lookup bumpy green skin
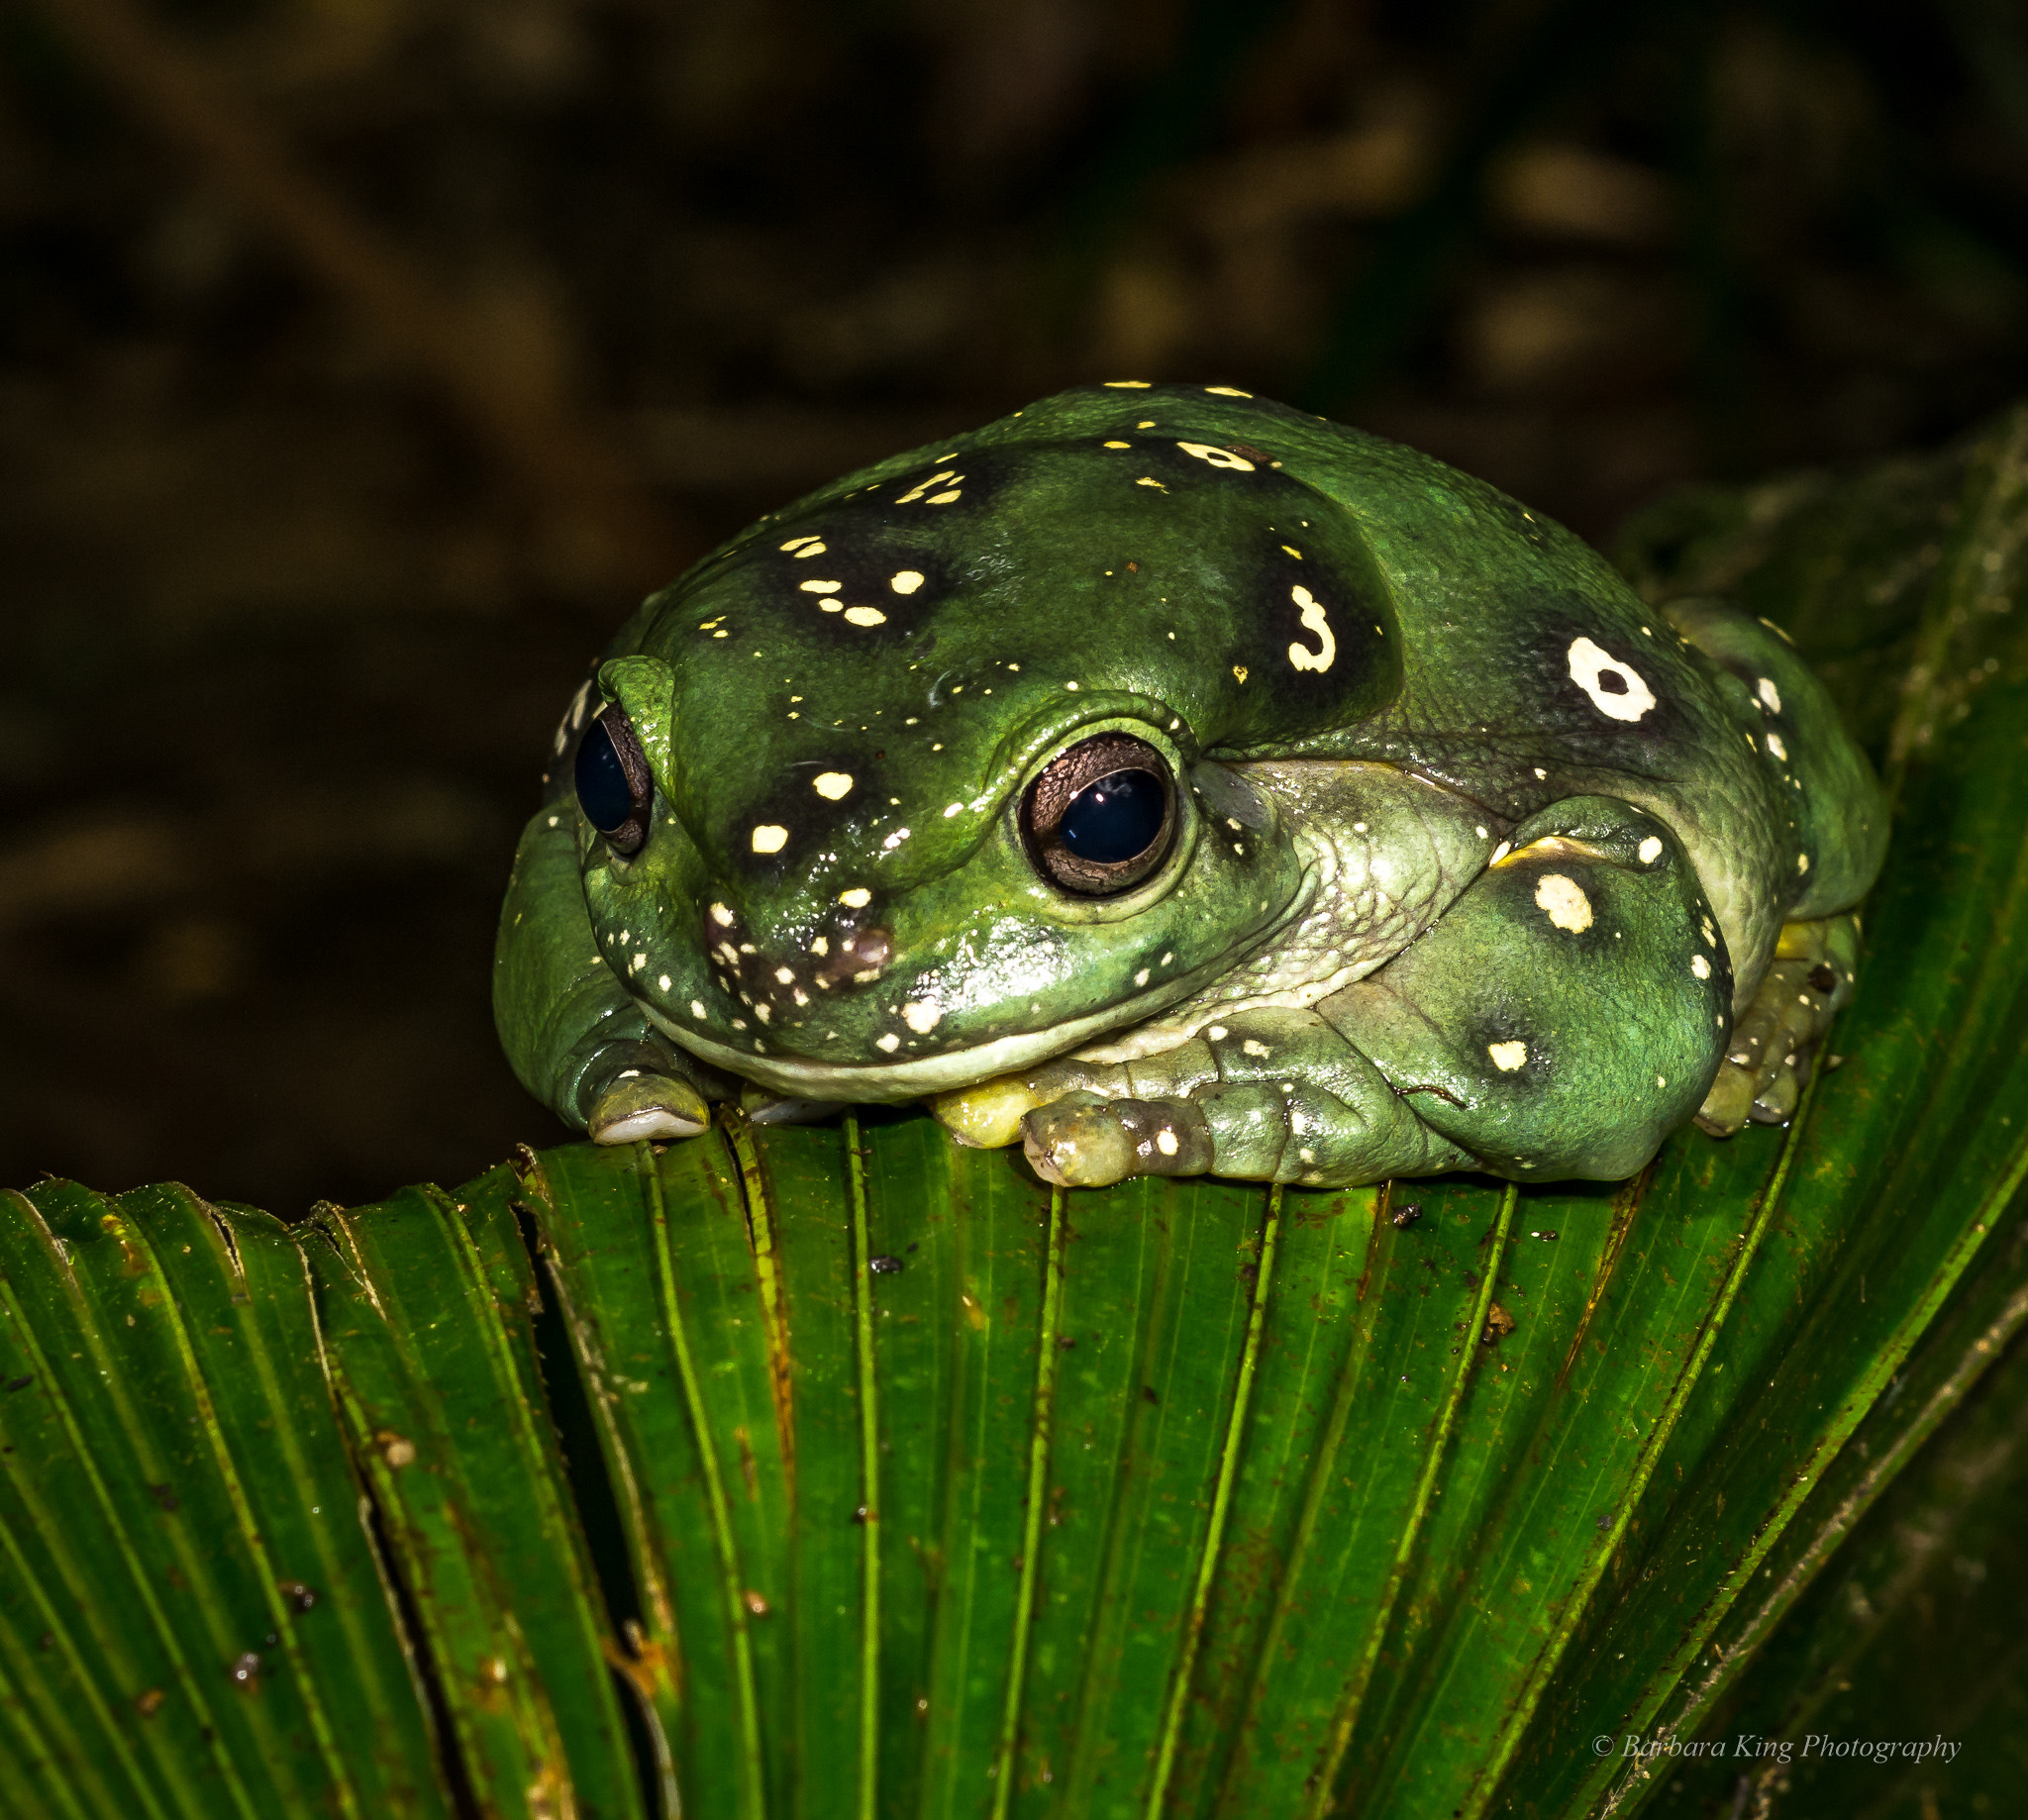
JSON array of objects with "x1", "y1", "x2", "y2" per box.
[{"x1": 494, "y1": 383, "x2": 1886, "y2": 1186}]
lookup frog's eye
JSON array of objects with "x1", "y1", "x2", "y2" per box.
[
  {"x1": 575, "y1": 702, "x2": 654, "y2": 857},
  {"x1": 1022, "y1": 734, "x2": 1176, "y2": 895}
]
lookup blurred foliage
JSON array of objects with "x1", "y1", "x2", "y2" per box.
[{"x1": 2, "y1": 0, "x2": 2026, "y2": 1212}]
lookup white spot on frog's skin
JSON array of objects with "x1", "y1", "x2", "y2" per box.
[
  {"x1": 1567, "y1": 637, "x2": 1658, "y2": 722},
  {"x1": 943, "y1": 801, "x2": 963, "y2": 818},
  {"x1": 800, "y1": 578, "x2": 842, "y2": 594},
  {"x1": 659, "y1": 973, "x2": 670, "y2": 990},
  {"x1": 839, "y1": 887, "x2": 871, "y2": 908},
  {"x1": 774, "y1": 966, "x2": 795, "y2": 985},
  {"x1": 1286, "y1": 585, "x2": 1337, "y2": 672},
  {"x1": 690, "y1": 1000, "x2": 706, "y2": 1019},
  {"x1": 1065, "y1": 680, "x2": 1079, "y2": 691},
  {"x1": 1657, "y1": 1075, "x2": 1668, "y2": 1088},
  {"x1": 1767, "y1": 731, "x2": 1788, "y2": 760},
  {"x1": 1208, "y1": 1025, "x2": 1228, "y2": 1041},
  {"x1": 1177, "y1": 442, "x2": 1255, "y2": 470},
  {"x1": 881, "y1": 827, "x2": 912, "y2": 851},
  {"x1": 1156, "y1": 1129, "x2": 1179, "y2": 1157},
  {"x1": 890, "y1": 570, "x2": 924, "y2": 593},
  {"x1": 1691, "y1": 954, "x2": 1711, "y2": 979},
  {"x1": 1638, "y1": 836, "x2": 1664, "y2": 863},
  {"x1": 1135, "y1": 968, "x2": 1150, "y2": 986},
  {"x1": 1242, "y1": 1039, "x2": 1270, "y2": 1058},
  {"x1": 844, "y1": 606, "x2": 888, "y2": 627},
  {"x1": 1489, "y1": 1040, "x2": 1529, "y2": 1071},
  {"x1": 876, "y1": 1033, "x2": 901, "y2": 1053},
  {"x1": 752, "y1": 825, "x2": 788, "y2": 855},
  {"x1": 1489, "y1": 841, "x2": 1513, "y2": 864},
  {"x1": 1701, "y1": 916, "x2": 1717, "y2": 944},
  {"x1": 902, "y1": 1000, "x2": 945, "y2": 1034},
  {"x1": 1533, "y1": 768, "x2": 1548, "y2": 780},
  {"x1": 1797, "y1": 853, "x2": 1810, "y2": 873},
  {"x1": 813, "y1": 772, "x2": 854, "y2": 799},
  {"x1": 1535, "y1": 874, "x2": 1593, "y2": 933},
  {"x1": 1758, "y1": 677, "x2": 1782, "y2": 713}
]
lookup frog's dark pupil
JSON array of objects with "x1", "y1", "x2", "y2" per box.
[
  {"x1": 575, "y1": 720, "x2": 635, "y2": 834},
  {"x1": 1061, "y1": 768, "x2": 1166, "y2": 864},
  {"x1": 1596, "y1": 669, "x2": 1628, "y2": 693}
]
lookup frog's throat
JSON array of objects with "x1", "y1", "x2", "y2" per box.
[{"x1": 644, "y1": 992, "x2": 1175, "y2": 1104}]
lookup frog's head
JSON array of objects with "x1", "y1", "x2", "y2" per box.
[{"x1": 563, "y1": 384, "x2": 1405, "y2": 1101}]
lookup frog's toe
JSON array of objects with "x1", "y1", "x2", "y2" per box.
[
  {"x1": 588, "y1": 1070, "x2": 711, "y2": 1145},
  {"x1": 931, "y1": 1075, "x2": 1049, "y2": 1150},
  {"x1": 1695, "y1": 913, "x2": 1859, "y2": 1138},
  {"x1": 1021, "y1": 1091, "x2": 1213, "y2": 1187},
  {"x1": 931, "y1": 1056, "x2": 1131, "y2": 1151}
]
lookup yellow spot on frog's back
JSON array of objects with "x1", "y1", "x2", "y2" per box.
[
  {"x1": 1758, "y1": 676, "x2": 1782, "y2": 713},
  {"x1": 1489, "y1": 1040, "x2": 1529, "y2": 1071},
  {"x1": 876, "y1": 1033, "x2": 901, "y2": 1052},
  {"x1": 1638, "y1": 836, "x2": 1664, "y2": 863},
  {"x1": 1232, "y1": 664, "x2": 1249, "y2": 684},
  {"x1": 1176, "y1": 441, "x2": 1254, "y2": 470},
  {"x1": 890, "y1": 570, "x2": 924, "y2": 593},
  {"x1": 791, "y1": 541, "x2": 827, "y2": 557},
  {"x1": 927, "y1": 489, "x2": 962, "y2": 505},
  {"x1": 902, "y1": 1000, "x2": 944, "y2": 1033},
  {"x1": 1136, "y1": 476, "x2": 1167, "y2": 491},
  {"x1": 711, "y1": 903, "x2": 734, "y2": 926},
  {"x1": 779, "y1": 535, "x2": 818, "y2": 551},
  {"x1": 1204, "y1": 385, "x2": 1253, "y2": 397},
  {"x1": 1535, "y1": 873, "x2": 1593, "y2": 933},
  {"x1": 1103, "y1": 440, "x2": 1131, "y2": 449},
  {"x1": 813, "y1": 772, "x2": 854, "y2": 799},
  {"x1": 1691, "y1": 954, "x2": 1711, "y2": 979},
  {"x1": 751, "y1": 825, "x2": 788, "y2": 855},
  {"x1": 844, "y1": 606, "x2": 887, "y2": 627},
  {"x1": 1282, "y1": 545, "x2": 1301, "y2": 557},
  {"x1": 800, "y1": 578, "x2": 842, "y2": 594},
  {"x1": 1156, "y1": 1129, "x2": 1178, "y2": 1156},
  {"x1": 1103, "y1": 379, "x2": 1152, "y2": 387},
  {"x1": 839, "y1": 886, "x2": 871, "y2": 908}
]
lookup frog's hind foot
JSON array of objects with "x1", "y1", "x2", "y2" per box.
[{"x1": 1695, "y1": 913, "x2": 1861, "y2": 1136}]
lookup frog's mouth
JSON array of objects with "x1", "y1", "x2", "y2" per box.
[{"x1": 644, "y1": 994, "x2": 1157, "y2": 1104}]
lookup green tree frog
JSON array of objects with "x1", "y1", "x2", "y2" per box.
[{"x1": 494, "y1": 384, "x2": 1885, "y2": 1188}]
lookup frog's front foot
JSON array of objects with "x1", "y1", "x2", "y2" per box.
[
  {"x1": 589, "y1": 1068, "x2": 711, "y2": 1144},
  {"x1": 1695, "y1": 913, "x2": 1860, "y2": 1135}
]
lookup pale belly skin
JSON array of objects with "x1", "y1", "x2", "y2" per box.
[{"x1": 493, "y1": 384, "x2": 1885, "y2": 1189}]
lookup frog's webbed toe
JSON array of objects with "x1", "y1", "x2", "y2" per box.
[{"x1": 1695, "y1": 913, "x2": 1860, "y2": 1136}]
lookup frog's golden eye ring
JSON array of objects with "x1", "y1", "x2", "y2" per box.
[
  {"x1": 575, "y1": 701, "x2": 654, "y2": 858},
  {"x1": 1022, "y1": 734, "x2": 1176, "y2": 896}
]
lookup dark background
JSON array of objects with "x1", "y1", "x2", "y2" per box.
[{"x1": 4, "y1": 0, "x2": 2025, "y2": 1217}]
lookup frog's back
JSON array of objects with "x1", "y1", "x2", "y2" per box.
[{"x1": 628, "y1": 381, "x2": 1881, "y2": 996}]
